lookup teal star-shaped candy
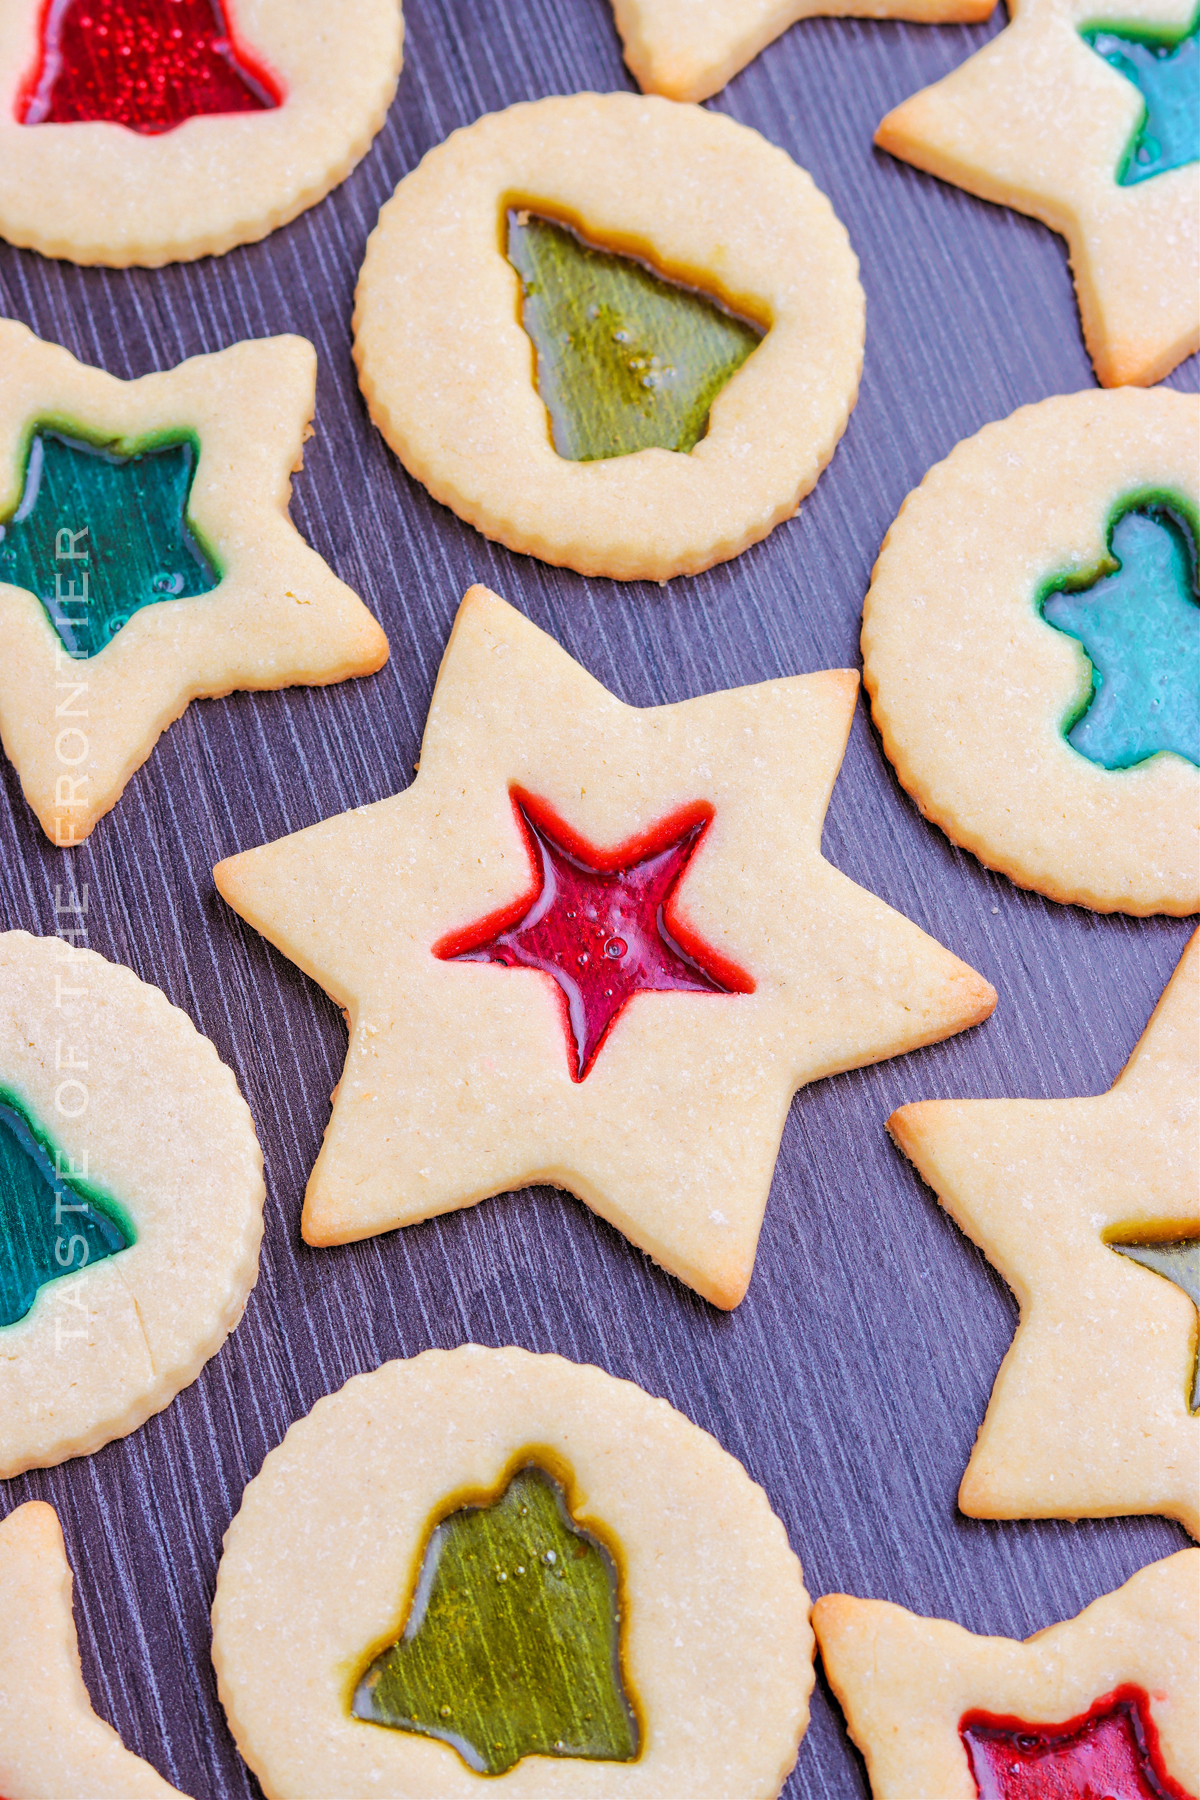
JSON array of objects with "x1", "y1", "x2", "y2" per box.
[
  {"x1": 1084, "y1": 14, "x2": 1200, "y2": 186},
  {"x1": 1043, "y1": 505, "x2": 1199, "y2": 769}
]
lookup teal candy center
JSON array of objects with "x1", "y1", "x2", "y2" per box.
[
  {"x1": 0, "y1": 427, "x2": 220, "y2": 658},
  {"x1": 0, "y1": 1089, "x2": 131, "y2": 1329},
  {"x1": 1041, "y1": 501, "x2": 1199, "y2": 769},
  {"x1": 1108, "y1": 1239, "x2": 1199, "y2": 1410},
  {"x1": 1082, "y1": 15, "x2": 1199, "y2": 185}
]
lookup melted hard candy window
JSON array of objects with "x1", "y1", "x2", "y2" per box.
[
  {"x1": 435, "y1": 792, "x2": 753, "y2": 1081},
  {"x1": 20, "y1": 0, "x2": 280, "y2": 134},
  {"x1": 1082, "y1": 18, "x2": 1198, "y2": 185},
  {"x1": 0, "y1": 1091, "x2": 131, "y2": 1329},
  {"x1": 961, "y1": 1687, "x2": 1191, "y2": 1800},
  {"x1": 1108, "y1": 1235, "x2": 1199, "y2": 1410},
  {"x1": 0, "y1": 427, "x2": 220, "y2": 658},
  {"x1": 353, "y1": 1463, "x2": 640, "y2": 1776},
  {"x1": 506, "y1": 209, "x2": 764, "y2": 462},
  {"x1": 1041, "y1": 501, "x2": 1199, "y2": 769}
]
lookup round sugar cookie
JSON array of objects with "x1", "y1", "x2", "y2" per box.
[
  {"x1": 0, "y1": 0, "x2": 403, "y2": 266},
  {"x1": 0, "y1": 930, "x2": 264, "y2": 1477},
  {"x1": 353, "y1": 93, "x2": 864, "y2": 582},
  {"x1": 862, "y1": 387, "x2": 1199, "y2": 914},
  {"x1": 212, "y1": 1345, "x2": 814, "y2": 1799}
]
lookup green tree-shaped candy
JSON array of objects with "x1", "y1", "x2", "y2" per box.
[
  {"x1": 1041, "y1": 502, "x2": 1199, "y2": 769},
  {"x1": 507, "y1": 210, "x2": 763, "y2": 463},
  {"x1": 353, "y1": 1463, "x2": 639, "y2": 1776},
  {"x1": 1109, "y1": 1238, "x2": 1200, "y2": 1411},
  {"x1": 0, "y1": 1091, "x2": 131, "y2": 1328},
  {"x1": 1082, "y1": 14, "x2": 1199, "y2": 186},
  {"x1": 0, "y1": 427, "x2": 219, "y2": 658}
]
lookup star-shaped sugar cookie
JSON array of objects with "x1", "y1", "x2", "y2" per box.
[
  {"x1": 0, "y1": 1501, "x2": 190, "y2": 1798},
  {"x1": 610, "y1": 0, "x2": 997, "y2": 103},
  {"x1": 0, "y1": 320, "x2": 388, "y2": 845},
  {"x1": 215, "y1": 584, "x2": 995, "y2": 1308},
  {"x1": 813, "y1": 1551, "x2": 1199, "y2": 1800},
  {"x1": 875, "y1": 0, "x2": 1200, "y2": 387},
  {"x1": 890, "y1": 930, "x2": 1199, "y2": 1538}
]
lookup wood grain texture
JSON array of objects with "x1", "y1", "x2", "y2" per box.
[{"x1": 0, "y1": 1, "x2": 1195, "y2": 1794}]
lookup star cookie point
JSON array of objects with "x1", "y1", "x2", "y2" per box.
[
  {"x1": 889, "y1": 930, "x2": 1200, "y2": 1537},
  {"x1": 0, "y1": 1501, "x2": 190, "y2": 1797},
  {"x1": 610, "y1": 0, "x2": 997, "y2": 103},
  {"x1": 216, "y1": 585, "x2": 994, "y2": 1308}
]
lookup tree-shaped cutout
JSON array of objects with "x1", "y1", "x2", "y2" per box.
[
  {"x1": 353, "y1": 1463, "x2": 640, "y2": 1776},
  {"x1": 0, "y1": 1091, "x2": 131, "y2": 1329},
  {"x1": 435, "y1": 792, "x2": 753, "y2": 1081},
  {"x1": 507, "y1": 209, "x2": 764, "y2": 462},
  {"x1": 20, "y1": 0, "x2": 280, "y2": 135},
  {"x1": 961, "y1": 1686, "x2": 1193, "y2": 1800},
  {"x1": 1041, "y1": 502, "x2": 1199, "y2": 769},
  {"x1": 0, "y1": 428, "x2": 220, "y2": 658},
  {"x1": 1082, "y1": 15, "x2": 1199, "y2": 186},
  {"x1": 1109, "y1": 1237, "x2": 1199, "y2": 1410}
]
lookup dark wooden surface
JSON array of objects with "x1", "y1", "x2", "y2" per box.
[{"x1": 0, "y1": 2, "x2": 1196, "y2": 1795}]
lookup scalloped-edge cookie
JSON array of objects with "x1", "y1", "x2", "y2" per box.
[
  {"x1": 889, "y1": 929, "x2": 1199, "y2": 1539},
  {"x1": 862, "y1": 387, "x2": 1199, "y2": 914},
  {"x1": 813, "y1": 1551, "x2": 1199, "y2": 1800},
  {"x1": 212, "y1": 1345, "x2": 814, "y2": 1799},
  {"x1": 0, "y1": 930, "x2": 264, "y2": 1478},
  {"x1": 875, "y1": 0, "x2": 1199, "y2": 387},
  {"x1": 0, "y1": 321, "x2": 389, "y2": 846},
  {"x1": 0, "y1": 0, "x2": 403, "y2": 266},
  {"x1": 353, "y1": 93, "x2": 863, "y2": 582},
  {"x1": 0, "y1": 1501, "x2": 191, "y2": 1798},
  {"x1": 213, "y1": 584, "x2": 995, "y2": 1310},
  {"x1": 611, "y1": 0, "x2": 996, "y2": 104}
]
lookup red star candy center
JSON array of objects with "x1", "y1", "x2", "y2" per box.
[{"x1": 435, "y1": 791, "x2": 753, "y2": 1081}]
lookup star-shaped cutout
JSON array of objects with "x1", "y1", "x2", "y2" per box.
[
  {"x1": 813, "y1": 1551, "x2": 1199, "y2": 1800},
  {"x1": 609, "y1": 0, "x2": 998, "y2": 102},
  {"x1": 875, "y1": 0, "x2": 1200, "y2": 387},
  {"x1": 0, "y1": 1501, "x2": 189, "y2": 1798},
  {"x1": 214, "y1": 584, "x2": 995, "y2": 1308},
  {"x1": 0, "y1": 320, "x2": 388, "y2": 845},
  {"x1": 889, "y1": 929, "x2": 1199, "y2": 1538},
  {"x1": 439, "y1": 793, "x2": 751, "y2": 1081},
  {"x1": 1085, "y1": 17, "x2": 1200, "y2": 184},
  {"x1": 1043, "y1": 504, "x2": 1200, "y2": 769}
]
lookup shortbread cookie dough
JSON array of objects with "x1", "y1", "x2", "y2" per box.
[
  {"x1": 212, "y1": 1345, "x2": 814, "y2": 1799},
  {"x1": 889, "y1": 930, "x2": 1199, "y2": 1538},
  {"x1": 353, "y1": 93, "x2": 864, "y2": 582},
  {"x1": 611, "y1": 0, "x2": 995, "y2": 104},
  {"x1": 214, "y1": 584, "x2": 994, "y2": 1309},
  {"x1": 875, "y1": 0, "x2": 1199, "y2": 387},
  {"x1": 0, "y1": 1502, "x2": 191, "y2": 1799},
  {"x1": 0, "y1": 0, "x2": 403, "y2": 265},
  {"x1": 862, "y1": 388, "x2": 1199, "y2": 914},
  {"x1": 0, "y1": 930, "x2": 264, "y2": 1478},
  {"x1": 0, "y1": 322, "x2": 388, "y2": 846},
  {"x1": 813, "y1": 1551, "x2": 1199, "y2": 1800}
]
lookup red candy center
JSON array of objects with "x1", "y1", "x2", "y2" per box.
[
  {"x1": 19, "y1": 0, "x2": 280, "y2": 134},
  {"x1": 436, "y1": 792, "x2": 753, "y2": 1081},
  {"x1": 962, "y1": 1687, "x2": 1194, "y2": 1800}
]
